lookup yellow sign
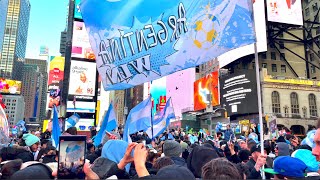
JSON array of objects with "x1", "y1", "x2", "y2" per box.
[
  {"x1": 239, "y1": 120, "x2": 250, "y2": 125},
  {"x1": 42, "y1": 120, "x2": 49, "y2": 132},
  {"x1": 264, "y1": 76, "x2": 320, "y2": 87}
]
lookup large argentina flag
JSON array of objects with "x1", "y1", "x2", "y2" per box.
[{"x1": 80, "y1": 0, "x2": 256, "y2": 90}]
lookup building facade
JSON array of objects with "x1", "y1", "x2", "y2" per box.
[
  {"x1": 0, "y1": 0, "x2": 9, "y2": 53},
  {"x1": 261, "y1": 68, "x2": 319, "y2": 132},
  {"x1": 25, "y1": 58, "x2": 48, "y2": 121},
  {"x1": 2, "y1": 95, "x2": 25, "y2": 126},
  {"x1": 21, "y1": 64, "x2": 43, "y2": 122},
  {"x1": 0, "y1": 0, "x2": 30, "y2": 80}
]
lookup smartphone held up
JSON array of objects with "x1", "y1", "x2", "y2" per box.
[{"x1": 58, "y1": 136, "x2": 86, "y2": 179}]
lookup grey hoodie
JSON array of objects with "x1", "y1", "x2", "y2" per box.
[{"x1": 277, "y1": 142, "x2": 290, "y2": 157}]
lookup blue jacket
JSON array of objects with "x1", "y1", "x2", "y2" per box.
[{"x1": 224, "y1": 129, "x2": 234, "y2": 141}]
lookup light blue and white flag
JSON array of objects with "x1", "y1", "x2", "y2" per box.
[
  {"x1": 94, "y1": 103, "x2": 117, "y2": 147},
  {"x1": 123, "y1": 97, "x2": 152, "y2": 142},
  {"x1": 16, "y1": 120, "x2": 26, "y2": 132},
  {"x1": 146, "y1": 98, "x2": 175, "y2": 139},
  {"x1": 80, "y1": 0, "x2": 256, "y2": 90},
  {"x1": 65, "y1": 113, "x2": 80, "y2": 129},
  {"x1": 52, "y1": 106, "x2": 61, "y2": 149}
]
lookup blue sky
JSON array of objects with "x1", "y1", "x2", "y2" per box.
[{"x1": 26, "y1": 0, "x2": 69, "y2": 58}]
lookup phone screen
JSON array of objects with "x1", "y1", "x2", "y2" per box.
[{"x1": 58, "y1": 136, "x2": 86, "y2": 179}]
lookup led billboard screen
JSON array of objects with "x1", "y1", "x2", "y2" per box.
[
  {"x1": 166, "y1": 68, "x2": 195, "y2": 119},
  {"x1": 66, "y1": 101, "x2": 96, "y2": 113},
  {"x1": 74, "y1": 0, "x2": 82, "y2": 20},
  {"x1": 68, "y1": 60, "x2": 96, "y2": 97},
  {"x1": 219, "y1": 70, "x2": 258, "y2": 116},
  {"x1": 72, "y1": 21, "x2": 95, "y2": 60},
  {"x1": 149, "y1": 77, "x2": 166, "y2": 115},
  {"x1": 218, "y1": 0, "x2": 267, "y2": 67},
  {"x1": 48, "y1": 56, "x2": 65, "y2": 89},
  {"x1": 266, "y1": 0, "x2": 303, "y2": 25},
  {"x1": 0, "y1": 79, "x2": 22, "y2": 95},
  {"x1": 194, "y1": 71, "x2": 219, "y2": 111}
]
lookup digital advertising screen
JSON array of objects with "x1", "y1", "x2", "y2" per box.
[
  {"x1": 48, "y1": 56, "x2": 65, "y2": 90},
  {"x1": 0, "y1": 79, "x2": 22, "y2": 95},
  {"x1": 68, "y1": 60, "x2": 96, "y2": 97},
  {"x1": 74, "y1": 0, "x2": 82, "y2": 20},
  {"x1": 219, "y1": 70, "x2": 258, "y2": 117},
  {"x1": 48, "y1": 89, "x2": 61, "y2": 108},
  {"x1": 266, "y1": 0, "x2": 303, "y2": 25},
  {"x1": 72, "y1": 21, "x2": 95, "y2": 60},
  {"x1": 166, "y1": 68, "x2": 195, "y2": 119},
  {"x1": 194, "y1": 71, "x2": 219, "y2": 111},
  {"x1": 149, "y1": 77, "x2": 166, "y2": 115},
  {"x1": 66, "y1": 101, "x2": 96, "y2": 113}
]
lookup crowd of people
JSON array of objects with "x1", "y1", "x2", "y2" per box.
[{"x1": 0, "y1": 121, "x2": 320, "y2": 179}]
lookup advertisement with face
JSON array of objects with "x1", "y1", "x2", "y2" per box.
[
  {"x1": 48, "y1": 89, "x2": 61, "y2": 108},
  {"x1": 219, "y1": 70, "x2": 258, "y2": 116},
  {"x1": 0, "y1": 79, "x2": 22, "y2": 95},
  {"x1": 68, "y1": 60, "x2": 96, "y2": 97},
  {"x1": 267, "y1": 0, "x2": 303, "y2": 25},
  {"x1": 72, "y1": 21, "x2": 95, "y2": 60},
  {"x1": 194, "y1": 71, "x2": 219, "y2": 111}
]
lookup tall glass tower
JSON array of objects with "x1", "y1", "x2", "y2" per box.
[
  {"x1": 0, "y1": 0, "x2": 31, "y2": 80},
  {"x1": 0, "y1": 0, "x2": 9, "y2": 53}
]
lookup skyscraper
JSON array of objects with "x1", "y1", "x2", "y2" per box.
[
  {"x1": 0, "y1": 0, "x2": 9, "y2": 53},
  {"x1": 0, "y1": 0, "x2": 31, "y2": 80},
  {"x1": 25, "y1": 58, "x2": 48, "y2": 121},
  {"x1": 21, "y1": 64, "x2": 43, "y2": 122}
]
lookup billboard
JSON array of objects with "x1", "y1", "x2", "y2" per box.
[
  {"x1": 148, "y1": 77, "x2": 166, "y2": 115},
  {"x1": 218, "y1": 0, "x2": 267, "y2": 67},
  {"x1": 219, "y1": 70, "x2": 258, "y2": 117},
  {"x1": 0, "y1": 79, "x2": 22, "y2": 95},
  {"x1": 48, "y1": 89, "x2": 61, "y2": 108},
  {"x1": 266, "y1": 0, "x2": 303, "y2": 25},
  {"x1": 74, "y1": 0, "x2": 82, "y2": 20},
  {"x1": 76, "y1": 119, "x2": 94, "y2": 131},
  {"x1": 66, "y1": 101, "x2": 96, "y2": 113},
  {"x1": 166, "y1": 68, "x2": 195, "y2": 119},
  {"x1": 68, "y1": 60, "x2": 96, "y2": 97},
  {"x1": 48, "y1": 56, "x2": 65, "y2": 89},
  {"x1": 194, "y1": 71, "x2": 219, "y2": 111},
  {"x1": 72, "y1": 21, "x2": 95, "y2": 60}
]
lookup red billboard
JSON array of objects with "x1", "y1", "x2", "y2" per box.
[{"x1": 194, "y1": 71, "x2": 219, "y2": 111}]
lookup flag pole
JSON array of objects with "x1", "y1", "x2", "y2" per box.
[
  {"x1": 250, "y1": 0, "x2": 265, "y2": 178},
  {"x1": 150, "y1": 94, "x2": 154, "y2": 140}
]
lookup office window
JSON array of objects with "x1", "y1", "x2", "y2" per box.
[
  {"x1": 272, "y1": 64, "x2": 277, "y2": 72},
  {"x1": 309, "y1": 94, "x2": 318, "y2": 117},
  {"x1": 306, "y1": 8, "x2": 310, "y2": 16},
  {"x1": 271, "y1": 52, "x2": 277, "y2": 60},
  {"x1": 311, "y1": 65, "x2": 316, "y2": 74},
  {"x1": 279, "y1": 41, "x2": 285, "y2": 49},
  {"x1": 280, "y1": 53, "x2": 286, "y2": 60},
  {"x1": 310, "y1": 53, "x2": 314, "y2": 61},
  {"x1": 281, "y1": 65, "x2": 286, "y2": 73},
  {"x1": 262, "y1": 63, "x2": 267, "y2": 68},
  {"x1": 272, "y1": 91, "x2": 281, "y2": 114},
  {"x1": 261, "y1": 52, "x2": 267, "y2": 59},
  {"x1": 291, "y1": 92, "x2": 299, "y2": 116}
]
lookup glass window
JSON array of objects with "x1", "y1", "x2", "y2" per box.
[
  {"x1": 309, "y1": 94, "x2": 318, "y2": 117},
  {"x1": 272, "y1": 91, "x2": 281, "y2": 114},
  {"x1": 281, "y1": 65, "x2": 286, "y2": 73},
  {"x1": 310, "y1": 53, "x2": 315, "y2": 61},
  {"x1": 272, "y1": 64, "x2": 277, "y2": 72},
  {"x1": 280, "y1": 53, "x2": 286, "y2": 60},
  {"x1": 279, "y1": 41, "x2": 285, "y2": 49},
  {"x1": 291, "y1": 92, "x2": 299, "y2": 116},
  {"x1": 262, "y1": 63, "x2": 267, "y2": 68},
  {"x1": 271, "y1": 52, "x2": 277, "y2": 60},
  {"x1": 261, "y1": 52, "x2": 267, "y2": 59}
]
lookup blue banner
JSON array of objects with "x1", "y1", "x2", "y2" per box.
[{"x1": 80, "y1": 0, "x2": 256, "y2": 90}]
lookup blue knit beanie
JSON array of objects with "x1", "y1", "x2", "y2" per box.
[{"x1": 23, "y1": 133, "x2": 40, "y2": 146}]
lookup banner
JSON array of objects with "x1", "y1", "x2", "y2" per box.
[{"x1": 80, "y1": 0, "x2": 256, "y2": 90}]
